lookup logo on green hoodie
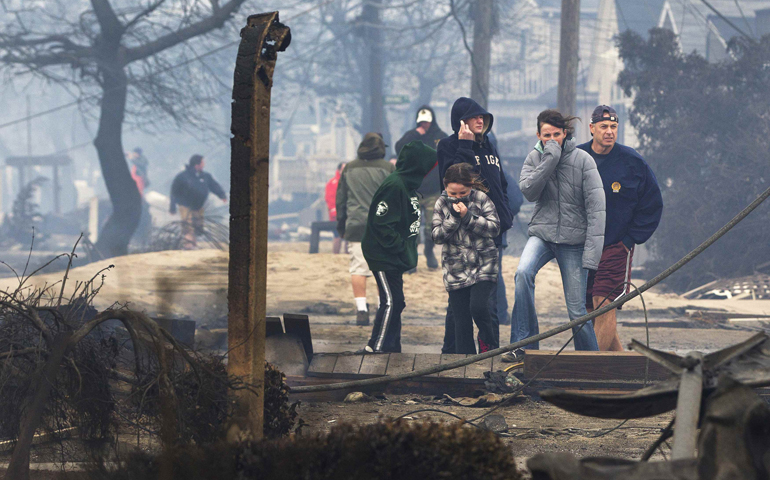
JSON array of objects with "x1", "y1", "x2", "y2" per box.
[{"x1": 376, "y1": 201, "x2": 388, "y2": 216}]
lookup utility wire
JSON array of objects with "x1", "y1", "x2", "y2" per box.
[
  {"x1": 292, "y1": 184, "x2": 770, "y2": 393},
  {"x1": 698, "y1": 0, "x2": 756, "y2": 42},
  {"x1": 0, "y1": 0, "x2": 340, "y2": 131},
  {"x1": 392, "y1": 283, "x2": 649, "y2": 438}
]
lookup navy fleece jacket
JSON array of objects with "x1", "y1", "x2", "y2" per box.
[
  {"x1": 577, "y1": 141, "x2": 663, "y2": 248},
  {"x1": 436, "y1": 97, "x2": 513, "y2": 245}
]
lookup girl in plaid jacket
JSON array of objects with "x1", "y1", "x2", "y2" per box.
[{"x1": 432, "y1": 163, "x2": 500, "y2": 354}]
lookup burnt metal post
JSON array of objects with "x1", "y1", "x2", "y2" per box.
[
  {"x1": 228, "y1": 12, "x2": 290, "y2": 441},
  {"x1": 671, "y1": 352, "x2": 703, "y2": 459}
]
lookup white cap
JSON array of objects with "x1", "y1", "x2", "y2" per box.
[{"x1": 416, "y1": 109, "x2": 433, "y2": 124}]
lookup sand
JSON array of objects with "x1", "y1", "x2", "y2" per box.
[{"x1": 1, "y1": 241, "x2": 769, "y2": 323}]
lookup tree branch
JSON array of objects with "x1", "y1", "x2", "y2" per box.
[
  {"x1": 91, "y1": 0, "x2": 125, "y2": 42},
  {"x1": 123, "y1": 0, "x2": 167, "y2": 32},
  {"x1": 0, "y1": 33, "x2": 93, "y2": 68},
  {"x1": 123, "y1": 0, "x2": 247, "y2": 64}
]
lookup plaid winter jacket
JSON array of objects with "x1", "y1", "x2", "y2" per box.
[{"x1": 432, "y1": 190, "x2": 500, "y2": 291}]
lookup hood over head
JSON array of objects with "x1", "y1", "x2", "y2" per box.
[
  {"x1": 357, "y1": 132, "x2": 387, "y2": 160},
  {"x1": 450, "y1": 97, "x2": 494, "y2": 137},
  {"x1": 415, "y1": 105, "x2": 442, "y2": 134},
  {"x1": 395, "y1": 141, "x2": 438, "y2": 191}
]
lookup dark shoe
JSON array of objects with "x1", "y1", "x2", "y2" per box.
[
  {"x1": 500, "y1": 348, "x2": 526, "y2": 363},
  {"x1": 426, "y1": 253, "x2": 439, "y2": 270},
  {"x1": 499, "y1": 314, "x2": 511, "y2": 326},
  {"x1": 356, "y1": 310, "x2": 370, "y2": 326},
  {"x1": 406, "y1": 268, "x2": 417, "y2": 275}
]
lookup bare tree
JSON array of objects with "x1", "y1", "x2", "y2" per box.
[
  {"x1": 276, "y1": 0, "x2": 469, "y2": 146},
  {"x1": 0, "y1": 0, "x2": 250, "y2": 258}
]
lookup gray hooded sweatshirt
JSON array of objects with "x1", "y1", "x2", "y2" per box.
[{"x1": 520, "y1": 138, "x2": 606, "y2": 270}]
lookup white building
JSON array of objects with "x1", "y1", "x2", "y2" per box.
[{"x1": 270, "y1": 98, "x2": 360, "y2": 203}]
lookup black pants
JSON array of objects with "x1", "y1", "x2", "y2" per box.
[
  {"x1": 442, "y1": 280, "x2": 500, "y2": 354},
  {"x1": 367, "y1": 271, "x2": 405, "y2": 353},
  {"x1": 445, "y1": 281, "x2": 497, "y2": 354}
]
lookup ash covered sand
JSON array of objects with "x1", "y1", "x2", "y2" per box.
[
  {"x1": 2, "y1": 241, "x2": 769, "y2": 321},
  {"x1": 0, "y1": 242, "x2": 766, "y2": 466}
]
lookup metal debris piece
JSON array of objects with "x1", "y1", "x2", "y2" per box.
[
  {"x1": 478, "y1": 414, "x2": 508, "y2": 433},
  {"x1": 539, "y1": 333, "x2": 770, "y2": 420},
  {"x1": 343, "y1": 392, "x2": 371, "y2": 403}
]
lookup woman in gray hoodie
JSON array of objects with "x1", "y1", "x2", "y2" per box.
[{"x1": 504, "y1": 110, "x2": 605, "y2": 360}]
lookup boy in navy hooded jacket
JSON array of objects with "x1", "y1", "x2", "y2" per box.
[
  {"x1": 437, "y1": 97, "x2": 513, "y2": 240},
  {"x1": 437, "y1": 97, "x2": 513, "y2": 352}
]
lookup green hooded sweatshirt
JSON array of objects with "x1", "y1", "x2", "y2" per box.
[{"x1": 362, "y1": 141, "x2": 438, "y2": 272}]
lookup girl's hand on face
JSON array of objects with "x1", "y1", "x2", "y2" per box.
[{"x1": 453, "y1": 202, "x2": 468, "y2": 218}]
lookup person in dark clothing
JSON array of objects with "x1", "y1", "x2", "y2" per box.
[
  {"x1": 395, "y1": 106, "x2": 448, "y2": 270},
  {"x1": 437, "y1": 97, "x2": 513, "y2": 353},
  {"x1": 577, "y1": 105, "x2": 663, "y2": 351},
  {"x1": 495, "y1": 170, "x2": 524, "y2": 325},
  {"x1": 169, "y1": 154, "x2": 227, "y2": 249},
  {"x1": 395, "y1": 106, "x2": 447, "y2": 153},
  {"x1": 475, "y1": 131, "x2": 525, "y2": 327},
  {"x1": 437, "y1": 98, "x2": 513, "y2": 239},
  {"x1": 433, "y1": 163, "x2": 500, "y2": 354},
  {"x1": 360, "y1": 141, "x2": 437, "y2": 353}
]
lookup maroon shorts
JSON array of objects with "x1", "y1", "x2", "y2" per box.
[{"x1": 586, "y1": 241, "x2": 634, "y2": 311}]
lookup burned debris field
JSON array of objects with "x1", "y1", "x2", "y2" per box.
[{"x1": 1, "y1": 0, "x2": 770, "y2": 479}]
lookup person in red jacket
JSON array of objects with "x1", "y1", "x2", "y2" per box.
[{"x1": 325, "y1": 163, "x2": 345, "y2": 254}]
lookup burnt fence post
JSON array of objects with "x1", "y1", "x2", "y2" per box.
[{"x1": 227, "y1": 12, "x2": 291, "y2": 441}]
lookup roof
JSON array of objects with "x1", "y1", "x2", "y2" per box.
[
  {"x1": 614, "y1": 0, "x2": 770, "y2": 55},
  {"x1": 614, "y1": 0, "x2": 667, "y2": 36},
  {"x1": 5, "y1": 155, "x2": 73, "y2": 167}
]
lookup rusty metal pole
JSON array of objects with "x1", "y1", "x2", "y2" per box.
[
  {"x1": 227, "y1": 12, "x2": 291, "y2": 441},
  {"x1": 671, "y1": 352, "x2": 703, "y2": 459}
]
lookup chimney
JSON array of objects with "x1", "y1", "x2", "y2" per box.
[{"x1": 756, "y1": 9, "x2": 770, "y2": 38}]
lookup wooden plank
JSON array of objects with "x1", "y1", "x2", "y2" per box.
[
  {"x1": 359, "y1": 354, "x2": 389, "y2": 376},
  {"x1": 413, "y1": 353, "x2": 442, "y2": 377},
  {"x1": 523, "y1": 350, "x2": 670, "y2": 382},
  {"x1": 465, "y1": 356, "x2": 493, "y2": 379},
  {"x1": 332, "y1": 355, "x2": 364, "y2": 377},
  {"x1": 439, "y1": 354, "x2": 467, "y2": 378},
  {"x1": 385, "y1": 354, "x2": 415, "y2": 375},
  {"x1": 306, "y1": 354, "x2": 338, "y2": 377}
]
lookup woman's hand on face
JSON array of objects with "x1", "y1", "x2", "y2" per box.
[{"x1": 453, "y1": 202, "x2": 468, "y2": 218}]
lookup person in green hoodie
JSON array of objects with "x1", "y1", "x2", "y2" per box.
[{"x1": 360, "y1": 141, "x2": 438, "y2": 353}]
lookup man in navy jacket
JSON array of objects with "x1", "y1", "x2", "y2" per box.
[{"x1": 578, "y1": 105, "x2": 663, "y2": 351}]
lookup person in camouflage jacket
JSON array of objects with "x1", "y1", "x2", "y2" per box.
[{"x1": 432, "y1": 163, "x2": 500, "y2": 354}]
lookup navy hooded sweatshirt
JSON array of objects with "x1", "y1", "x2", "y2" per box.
[
  {"x1": 577, "y1": 141, "x2": 663, "y2": 248},
  {"x1": 436, "y1": 97, "x2": 513, "y2": 245}
]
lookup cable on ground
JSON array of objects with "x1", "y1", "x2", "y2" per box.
[{"x1": 291, "y1": 185, "x2": 770, "y2": 393}]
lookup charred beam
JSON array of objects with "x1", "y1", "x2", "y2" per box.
[{"x1": 227, "y1": 12, "x2": 290, "y2": 442}]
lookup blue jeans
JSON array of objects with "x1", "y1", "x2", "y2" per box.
[{"x1": 510, "y1": 236, "x2": 598, "y2": 351}]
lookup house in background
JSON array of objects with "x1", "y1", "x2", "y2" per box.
[
  {"x1": 270, "y1": 98, "x2": 360, "y2": 204},
  {"x1": 467, "y1": 0, "x2": 770, "y2": 178}
]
